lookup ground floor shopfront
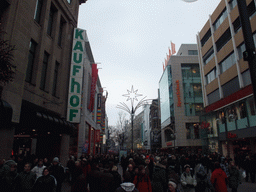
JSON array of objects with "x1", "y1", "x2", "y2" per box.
[{"x1": 11, "y1": 100, "x2": 75, "y2": 165}]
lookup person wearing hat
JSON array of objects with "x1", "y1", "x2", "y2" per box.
[
  {"x1": 167, "y1": 179, "x2": 178, "y2": 192},
  {"x1": 181, "y1": 164, "x2": 197, "y2": 192},
  {"x1": 49, "y1": 157, "x2": 65, "y2": 192}
]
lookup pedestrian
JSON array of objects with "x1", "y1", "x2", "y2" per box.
[
  {"x1": 228, "y1": 161, "x2": 241, "y2": 192},
  {"x1": 115, "y1": 171, "x2": 139, "y2": 192},
  {"x1": 181, "y1": 164, "x2": 197, "y2": 192},
  {"x1": 71, "y1": 163, "x2": 87, "y2": 192},
  {"x1": 14, "y1": 162, "x2": 37, "y2": 192},
  {"x1": 194, "y1": 161, "x2": 209, "y2": 192},
  {"x1": 110, "y1": 165, "x2": 122, "y2": 191},
  {"x1": 167, "y1": 179, "x2": 179, "y2": 192},
  {"x1": 49, "y1": 157, "x2": 65, "y2": 192},
  {"x1": 43, "y1": 157, "x2": 51, "y2": 167},
  {"x1": 244, "y1": 156, "x2": 251, "y2": 182},
  {"x1": 66, "y1": 156, "x2": 76, "y2": 183},
  {"x1": 31, "y1": 159, "x2": 46, "y2": 178},
  {"x1": 88, "y1": 161, "x2": 101, "y2": 192},
  {"x1": 32, "y1": 167, "x2": 56, "y2": 192},
  {"x1": 152, "y1": 156, "x2": 167, "y2": 192},
  {"x1": 0, "y1": 160, "x2": 17, "y2": 192},
  {"x1": 210, "y1": 162, "x2": 228, "y2": 192},
  {"x1": 133, "y1": 165, "x2": 152, "y2": 192},
  {"x1": 125, "y1": 164, "x2": 135, "y2": 183}
]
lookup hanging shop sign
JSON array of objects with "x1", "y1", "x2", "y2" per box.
[
  {"x1": 88, "y1": 64, "x2": 98, "y2": 112},
  {"x1": 67, "y1": 28, "x2": 87, "y2": 123}
]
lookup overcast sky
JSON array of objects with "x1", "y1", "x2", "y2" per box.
[{"x1": 78, "y1": 0, "x2": 221, "y2": 126}]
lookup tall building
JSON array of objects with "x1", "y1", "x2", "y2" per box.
[
  {"x1": 0, "y1": 0, "x2": 87, "y2": 164},
  {"x1": 197, "y1": 0, "x2": 256, "y2": 158},
  {"x1": 159, "y1": 44, "x2": 203, "y2": 153}
]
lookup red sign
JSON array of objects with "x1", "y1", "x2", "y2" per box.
[
  {"x1": 88, "y1": 64, "x2": 98, "y2": 112},
  {"x1": 176, "y1": 80, "x2": 181, "y2": 107},
  {"x1": 166, "y1": 141, "x2": 172, "y2": 146},
  {"x1": 201, "y1": 121, "x2": 210, "y2": 129},
  {"x1": 228, "y1": 132, "x2": 237, "y2": 138},
  {"x1": 95, "y1": 130, "x2": 100, "y2": 142}
]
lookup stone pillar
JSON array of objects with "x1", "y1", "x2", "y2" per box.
[
  {"x1": 0, "y1": 127, "x2": 15, "y2": 161},
  {"x1": 60, "y1": 134, "x2": 70, "y2": 167}
]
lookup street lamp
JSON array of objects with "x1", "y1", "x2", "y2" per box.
[{"x1": 117, "y1": 86, "x2": 147, "y2": 153}]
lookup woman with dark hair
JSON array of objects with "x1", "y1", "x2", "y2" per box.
[
  {"x1": 133, "y1": 165, "x2": 152, "y2": 192},
  {"x1": 32, "y1": 167, "x2": 56, "y2": 192}
]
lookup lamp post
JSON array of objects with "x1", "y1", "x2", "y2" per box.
[{"x1": 117, "y1": 86, "x2": 147, "y2": 153}]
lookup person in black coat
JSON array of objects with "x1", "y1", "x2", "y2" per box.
[
  {"x1": 88, "y1": 162, "x2": 101, "y2": 192},
  {"x1": 110, "y1": 166, "x2": 122, "y2": 192},
  {"x1": 49, "y1": 157, "x2": 65, "y2": 192},
  {"x1": 32, "y1": 167, "x2": 56, "y2": 192}
]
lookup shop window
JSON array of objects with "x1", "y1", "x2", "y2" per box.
[
  {"x1": 227, "y1": 105, "x2": 238, "y2": 122},
  {"x1": 248, "y1": 97, "x2": 256, "y2": 116},
  {"x1": 186, "y1": 123, "x2": 200, "y2": 139},
  {"x1": 239, "y1": 102, "x2": 247, "y2": 119}
]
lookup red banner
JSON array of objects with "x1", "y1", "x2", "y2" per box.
[
  {"x1": 88, "y1": 64, "x2": 98, "y2": 112},
  {"x1": 95, "y1": 130, "x2": 100, "y2": 142}
]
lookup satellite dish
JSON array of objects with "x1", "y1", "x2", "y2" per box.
[{"x1": 182, "y1": 0, "x2": 198, "y2": 2}]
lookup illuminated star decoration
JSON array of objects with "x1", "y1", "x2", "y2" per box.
[{"x1": 122, "y1": 86, "x2": 142, "y2": 107}]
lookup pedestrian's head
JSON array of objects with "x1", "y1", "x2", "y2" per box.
[
  {"x1": 24, "y1": 163, "x2": 32, "y2": 172},
  {"x1": 52, "y1": 157, "x2": 59, "y2": 165},
  {"x1": 75, "y1": 160, "x2": 81, "y2": 167},
  {"x1": 43, "y1": 167, "x2": 50, "y2": 176},
  {"x1": 128, "y1": 164, "x2": 133, "y2": 171},
  {"x1": 168, "y1": 180, "x2": 177, "y2": 192},
  {"x1": 134, "y1": 166, "x2": 139, "y2": 174},
  {"x1": 184, "y1": 164, "x2": 191, "y2": 173},
  {"x1": 112, "y1": 165, "x2": 118, "y2": 172},
  {"x1": 138, "y1": 165, "x2": 145, "y2": 175},
  {"x1": 145, "y1": 158, "x2": 150, "y2": 165},
  {"x1": 38, "y1": 159, "x2": 43, "y2": 167},
  {"x1": 214, "y1": 162, "x2": 221, "y2": 169}
]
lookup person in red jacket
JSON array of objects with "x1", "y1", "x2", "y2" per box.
[
  {"x1": 210, "y1": 162, "x2": 228, "y2": 192},
  {"x1": 133, "y1": 165, "x2": 152, "y2": 192}
]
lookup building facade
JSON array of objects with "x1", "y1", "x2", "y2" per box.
[
  {"x1": 0, "y1": 0, "x2": 87, "y2": 164},
  {"x1": 159, "y1": 44, "x2": 203, "y2": 153},
  {"x1": 197, "y1": 0, "x2": 256, "y2": 158}
]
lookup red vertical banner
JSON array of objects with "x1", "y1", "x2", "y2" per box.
[
  {"x1": 96, "y1": 93, "x2": 102, "y2": 124},
  {"x1": 88, "y1": 64, "x2": 98, "y2": 112},
  {"x1": 95, "y1": 130, "x2": 100, "y2": 142},
  {"x1": 171, "y1": 42, "x2": 176, "y2": 55}
]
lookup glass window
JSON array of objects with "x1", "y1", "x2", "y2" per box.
[
  {"x1": 186, "y1": 123, "x2": 200, "y2": 139},
  {"x1": 213, "y1": 8, "x2": 228, "y2": 31},
  {"x1": 58, "y1": 18, "x2": 65, "y2": 47},
  {"x1": 40, "y1": 52, "x2": 49, "y2": 90},
  {"x1": 52, "y1": 61, "x2": 60, "y2": 96},
  {"x1": 207, "y1": 89, "x2": 220, "y2": 105},
  {"x1": 216, "y1": 28, "x2": 231, "y2": 52},
  {"x1": 205, "y1": 68, "x2": 216, "y2": 84},
  {"x1": 229, "y1": 0, "x2": 237, "y2": 11},
  {"x1": 237, "y1": 43, "x2": 246, "y2": 60},
  {"x1": 34, "y1": 0, "x2": 43, "y2": 23},
  {"x1": 242, "y1": 70, "x2": 251, "y2": 87},
  {"x1": 248, "y1": 0, "x2": 256, "y2": 18},
  {"x1": 239, "y1": 102, "x2": 247, "y2": 119},
  {"x1": 219, "y1": 52, "x2": 235, "y2": 74},
  {"x1": 203, "y1": 47, "x2": 214, "y2": 65},
  {"x1": 248, "y1": 97, "x2": 256, "y2": 116},
  {"x1": 47, "y1": 6, "x2": 56, "y2": 36},
  {"x1": 25, "y1": 40, "x2": 37, "y2": 83},
  {"x1": 227, "y1": 105, "x2": 238, "y2": 122},
  {"x1": 233, "y1": 17, "x2": 241, "y2": 34},
  {"x1": 201, "y1": 29, "x2": 211, "y2": 47},
  {"x1": 193, "y1": 84, "x2": 202, "y2": 97},
  {"x1": 188, "y1": 50, "x2": 198, "y2": 55},
  {"x1": 222, "y1": 77, "x2": 239, "y2": 97},
  {"x1": 253, "y1": 33, "x2": 256, "y2": 46}
]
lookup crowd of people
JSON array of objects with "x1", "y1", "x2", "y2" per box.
[{"x1": 0, "y1": 151, "x2": 255, "y2": 192}]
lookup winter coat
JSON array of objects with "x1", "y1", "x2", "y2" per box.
[
  {"x1": 228, "y1": 166, "x2": 241, "y2": 189},
  {"x1": 88, "y1": 169, "x2": 101, "y2": 192},
  {"x1": 210, "y1": 168, "x2": 228, "y2": 192},
  {"x1": 32, "y1": 174, "x2": 56, "y2": 192},
  {"x1": 31, "y1": 165, "x2": 46, "y2": 178},
  {"x1": 99, "y1": 170, "x2": 115, "y2": 192},
  {"x1": 152, "y1": 163, "x2": 167, "y2": 192},
  {"x1": 71, "y1": 173, "x2": 87, "y2": 192},
  {"x1": 49, "y1": 164, "x2": 65, "y2": 185},
  {"x1": 0, "y1": 160, "x2": 17, "y2": 192},
  {"x1": 133, "y1": 174, "x2": 152, "y2": 192},
  {"x1": 14, "y1": 171, "x2": 37, "y2": 192},
  {"x1": 181, "y1": 172, "x2": 197, "y2": 192},
  {"x1": 115, "y1": 182, "x2": 139, "y2": 192},
  {"x1": 125, "y1": 170, "x2": 136, "y2": 183},
  {"x1": 111, "y1": 171, "x2": 122, "y2": 191}
]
